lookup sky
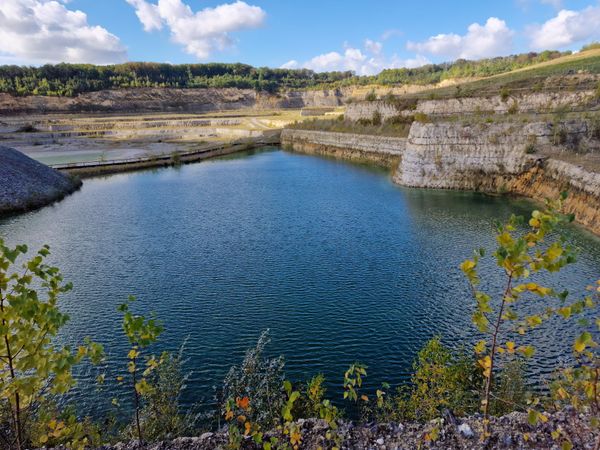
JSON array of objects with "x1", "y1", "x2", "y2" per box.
[{"x1": 1, "y1": 0, "x2": 600, "y2": 73}]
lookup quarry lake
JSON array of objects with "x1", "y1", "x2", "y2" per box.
[{"x1": 1, "y1": 147, "x2": 599, "y2": 415}]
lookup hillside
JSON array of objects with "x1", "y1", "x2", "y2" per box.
[
  {"x1": 0, "y1": 50, "x2": 577, "y2": 97},
  {"x1": 399, "y1": 49, "x2": 600, "y2": 100}
]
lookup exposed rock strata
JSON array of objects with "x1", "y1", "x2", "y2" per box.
[
  {"x1": 0, "y1": 146, "x2": 81, "y2": 215},
  {"x1": 345, "y1": 91, "x2": 599, "y2": 122},
  {"x1": 282, "y1": 121, "x2": 600, "y2": 235},
  {"x1": 281, "y1": 129, "x2": 405, "y2": 168},
  {"x1": 396, "y1": 122, "x2": 600, "y2": 234},
  {"x1": 0, "y1": 88, "x2": 348, "y2": 115}
]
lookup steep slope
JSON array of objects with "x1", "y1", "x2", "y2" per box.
[{"x1": 0, "y1": 146, "x2": 81, "y2": 214}]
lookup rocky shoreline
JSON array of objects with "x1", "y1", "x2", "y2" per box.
[
  {"x1": 281, "y1": 120, "x2": 600, "y2": 236},
  {"x1": 77, "y1": 408, "x2": 596, "y2": 449},
  {"x1": 0, "y1": 146, "x2": 81, "y2": 215}
]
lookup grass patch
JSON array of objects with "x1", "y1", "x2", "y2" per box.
[{"x1": 287, "y1": 116, "x2": 412, "y2": 138}]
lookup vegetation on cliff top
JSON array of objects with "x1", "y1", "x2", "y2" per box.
[{"x1": 0, "y1": 50, "x2": 579, "y2": 97}]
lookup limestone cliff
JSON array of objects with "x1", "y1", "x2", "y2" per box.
[
  {"x1": 282, "y1": 121, "x2": 600, "y2": 235},
  {"x1": 280, "y1": 129, "x2": 405, "y2": 168},
  {"x1": 345, "y1": 90, "x2": 600, "y2": 122},
  {"x1": 395, "y1": 121, "x2": 600, "y2": 234}
]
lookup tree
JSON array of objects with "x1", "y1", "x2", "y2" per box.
[
  {"x1": 461, "y1": 194, "x2": 580, "y2": 436},
  {"x1": 0, "y1": 240, "x2": 103, "y2": 450},
  {"x1": 117, "y1": 296, "x2": 163, "y2": 443}
]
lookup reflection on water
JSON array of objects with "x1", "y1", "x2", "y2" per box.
[{"x1": 0, "y1": 147, "x2": 598, "y2": 415}]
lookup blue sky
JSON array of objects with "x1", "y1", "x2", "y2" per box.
[{"x1": 1, "y1": 0, "x2": 600, "y2": 73}]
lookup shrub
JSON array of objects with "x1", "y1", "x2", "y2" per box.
[
  {"x1": 404, "y1": 338, "x2": 481, "y2": 421},
  {"x1": 221, "y1": 330, "x2": 286, "y2": 429},
  {"x1": 581, "y1": 42, "x2": 600, "y2": 52},
  {"x1": 489, "y1": 359, "x2": 529, "y2": 416},
  {"x1": 589, "y1": 116, "x2": 600, "y2": 140},
  {"x1": 553, "y1": 123, "x2": 568, "y2": 145},
  {"x1": 413, "y1": 112, "x2": 430, "y2": 123},
  {"x1": 507, "y1": 100, "x2": 519, "y2": 114},
  {"x1": 134, "y1": 347, "x2": 199, "y2": 441},
  {"x1": 500, "y1": 87, "x2": 510, "y2": 102},
  {"x1": 461, "y1": 195, "x2": 584, "y2": 436},
  {"x1": 171, "y1": 151, "x2": 182, "y2": 166},
  {"x1": 548, "y1": 294, "x2": 600, "y2": 450},
  {"x1": 372, "y1": 110, "x2": 382, "y2": 126},
  {"x1": 365, "y1": 89, "x2": 378, "y2": 102},
  {"x1": 117, "y1": 296, "x2": 164, "y2": 442},
  {"x1": 15, "y1": 124, "x2": 38, "y2": 133},
  {"x1": 369, "y1": 338, "x2": 482, "y2": 423},
  {"x1": 294, "y1": 374, "x2": 326, "y2": 418},
  {"x1": 0, "y1": 241, "x2": 104, "y2": 450}
]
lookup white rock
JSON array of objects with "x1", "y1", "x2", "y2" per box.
[{"x1": 458, "y1": 422, "x2": 474, "y2": 438}]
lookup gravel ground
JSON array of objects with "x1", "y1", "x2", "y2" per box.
[
  {"x1": 78, "y1": 408, "x2": 597, "y2": 450},
  {"x1": 0, "y1": 145, "x2": 81, "y2": 215}
]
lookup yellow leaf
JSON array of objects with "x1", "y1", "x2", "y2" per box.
[
  {"x1": 460, "y1": 260, "x2": 476, "y2": 272},
  {"x1": 360, "y1": 395, "x2": 369, "y2": 402},
  {"x1": 556, "y1": 387, "x2": 568, "y2": 399},
  {"x1": 474, "y1": 340, "x2": 486, "y2": 354},
  {"x1": 506, "y1": 341, "x2": 516, "y2": 353}
]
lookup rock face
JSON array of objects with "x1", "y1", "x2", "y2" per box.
[
  {"x1": 0, "y1": 146, "x2": 81, "y2": 215},
  {"x1": 280, "y1": 129, "x2": 406, "y2": 168},
  {"x1": 395, "y1": 121, "x2": 600, "y2": 234},
  {"x1": 0, "y1": 88, "x2": 348, "y2": 115},
  {"x1": 282, "y1": 120, "x2": 600, "y2": 236},
  {"x1": 415, "y1": 90, "x2": 598, "y2": 116},
  {"x1": 344, "y1": 101, "x2": 408, "y2": 122},
  {"x1": 345, "y1": 90, "x2": 600, "y2": 122}
]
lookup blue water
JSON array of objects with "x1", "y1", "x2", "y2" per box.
[{"x1": 0, "y1": 147, "x2": 598, "y2": 415}]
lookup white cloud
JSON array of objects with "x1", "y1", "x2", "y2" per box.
[
  {"x1": 280, "y1": 41, "x2": 430, "y2": 75},
  {"x1": 529, "y1": 6, "x2": 600, "y2": 50},
  {"x1": 365, "y1": 39, "x2": 383, "y2": 55},
  {"x1": 406, "y1": 17, "x2": 514, "y2": 60},
  {"x1": 126, "y1": 0, "x2": 266, "y2": 59},
  {"x1": 381, "y1": 29, "x2": 403, "y2": 41},
  {"x1": 280, "y1": 60, "x2": 299, "y2": 69},
  {"x1": 0, "y1": 0, "x2": 127, "y2": 65}
]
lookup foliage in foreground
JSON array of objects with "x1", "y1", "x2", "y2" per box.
[
  {"x1": 0, "y1": 241, "x2": 104, "y2": 450},
  {"x1": 0, "y1": 196, "x2": 598, "y2": 449}
]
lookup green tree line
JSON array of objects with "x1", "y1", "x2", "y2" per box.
[{"x1": 0, "y1": 51, "x2": 571, "y2": 97}]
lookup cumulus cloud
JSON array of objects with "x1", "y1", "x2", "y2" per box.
[
  {"x1": 0, "y1": 0, "x2": 127, "y2": 65},
  {"x1": 406, "y1": 17, "x2": 514, "y2": 60},
  {"x1": 280, "y1": 41, "x2": 430, "y2": 75},
  {"x1": 528, "y1": 6, "x2": 600, "y2": 50},
  {"x1": 126, "y1": 0, "x2": 266, "y2": 59}
]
